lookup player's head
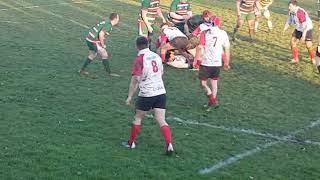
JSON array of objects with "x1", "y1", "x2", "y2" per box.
[
  {"x1": 288, "y1": 0, "x2": 298, "y2": 12},
  {"x1": 211, "y1": 16, "x2": 221, "y2": 27},
  {"x1": 136, "y1": 36, "x2": 149, "y2": 50},
  {"x1": 109, "y1": 13, "x2": 119, "y2": 25},
  {"x1": 202, "y1": 10, "x2": 212, "y2": 23}
]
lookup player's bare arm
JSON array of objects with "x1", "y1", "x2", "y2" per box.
[
  {"x1": 157, "y1": 8, "x2": 166, "y2": 23},
  {"x1": 126, "y1": 75, "x2": 140, "y2": 105},
  {"x1": 99, "y1": 30, "x2": 107, "y2": 48}
]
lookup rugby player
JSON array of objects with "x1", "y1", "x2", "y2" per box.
[
  {"x1": 254, "y1": 0, "x2": 273, "y2": 32},
  {"x1": 79, "y1": 13, "x2": 120, "y2": 76},
  {"x1": 138, "y1": 0, "x2": 166, "y2": 43},
  {"x1": 282, "y1": 0, "x2": 315, "y2": 64},
  {"x1": 193, "y1": 16, "x2": 231, "y2": 111},
  {"x1": 123, "y1": 36, "x2": 174, "y2": 155},
  {"x1": 232, "y1": 0, "x2": 256, "y2": 43},
  {"x1": 168, "y1": 0, "x2": 192, "y2": 32}
]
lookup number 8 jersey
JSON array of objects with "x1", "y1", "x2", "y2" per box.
[
  {"x1": 199, "y1": 26, "x2": 230, "y2": 67},
  {"x1": 132, "y1": 48, "x2": 166, "y2": 97}
]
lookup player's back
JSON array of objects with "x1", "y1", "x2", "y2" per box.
[
  {"x1": 139, "y1": 49, "x2": 165, "y2": 97},
  {"x1": 163, "y1": 27, "x2": 186, "y2": 41},
  {"x1": 201, "y1": 27, "x2": 229, "y2": 67}
]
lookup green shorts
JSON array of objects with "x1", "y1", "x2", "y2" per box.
[
  {"x1": 240, "y1": 12, "x2": 255, "y2": 21},
  {"x1": 86, "y1": 40, "x2": 98, "y2": 52}
]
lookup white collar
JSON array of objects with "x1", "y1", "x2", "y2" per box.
[{"x1": 138, "y1": 48, "x2": 150, "y2": 55}]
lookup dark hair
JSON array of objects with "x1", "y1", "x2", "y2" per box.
[
  {"x1": 109, "y1": 13, "x2": 119, "y2": 20},
  {"x1": 136, "y1": 36, "x2": 149, "y2": 50},
  {"x1": 160, "y1": 22, "x2": 170, "y2": 29},
  {"x1": 288, "y1": 0, "x2": 298, "y2": 6}
]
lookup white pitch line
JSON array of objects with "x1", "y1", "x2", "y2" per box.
[
  {"x1": 198, "y1": 119, "x2": 320, "y2": 174},
  {"x1": 0, "y1": 0, "x2": 101, "y2": 11}
]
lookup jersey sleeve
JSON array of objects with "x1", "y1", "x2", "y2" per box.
[
  {"x1": 160, "y1": 32, "x2": 168, "y2": 43},
  {"x1": 132, "y1": 55, "x2": 144, "y2": 76},
  {"x1": 170, "y1": 0, "x2": 178, "y2": 12},
  {"x1": 296, "y1": 9, "x2": 306, "y2": 23},
  {"x1": 191, "y1": 26, "x2": 201, "y2": 36},
  {"x1": 199, "y1": 31, "x2": 207, "y2": 46},
  {"x1": 141, "y1": 0, "x2": 151, "y2": 9}
]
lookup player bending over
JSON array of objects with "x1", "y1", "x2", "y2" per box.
[
  {"x1": 79, "y1": 13, "x2": 120, "y2": 76},
  {"x1": 282, "y1": 0, "x2": 315, "y2": 64}
]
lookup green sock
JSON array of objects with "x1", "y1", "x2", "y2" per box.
[
  {"x1": 102, "y1": 59, "x2": 111, "y2": 74},
  {"x1": 82, "y1": 58, "x2": 92, "y2": 69}
]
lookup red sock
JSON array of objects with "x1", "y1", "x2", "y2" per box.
[
  {"x1": 308, "y1": 48, "x2": 315, "y2": 59},
  {"x1": 128, "y1": 124, "x2": 140, "y2": 145},
  {"x1": 291, "y1": 47, "x2": 298, "y2": 60},
  {"x1": 160, "y1": 53, "x2": 166, "y2": 62},
  {"x1": 160, "y1": 125, "x2": 172, "y2": 145},
  {"x1": 207, "y1": 93, "x2": 216, "y2": 105}
]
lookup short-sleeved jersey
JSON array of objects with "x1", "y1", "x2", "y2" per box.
[
  {"x1": 186, "y1": 14, "x2": 204, "y2": 33},
  {"x1": 257, "y1": 0, "x2": 273, "y2": 8},
  {"x1": 199, "y1": 27, "x2": 230, "y2": 67},
  {"x1": 86, "y1": 20, "x2": 112, "y2": 43},
  {"x1": 161, "y1": 27, "x2": 187, "y2": 42},
  {"x1": 141, "y1": 0, "x2": 160, "y2": 24},
  {"x1": 291, "y1": 7, "x2": 313, "y2": 32},
  {"x1": 239, "y1": 0, "x2": 256, "y2": 14},
  {"x1": 169, "y1": 0, "x2": 191, "y2": 23},
  {"x1": 192, "y1": 23, "x2": 211, "y2": 36},
  {"x1": 132, "y1": 48, "x2": 166, "y2": 97}
]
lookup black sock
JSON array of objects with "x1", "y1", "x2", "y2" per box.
[
  {"x1": 102, "y1": 59, "x2": 111, "y2": 74},
  {"x1": 82, "y1": 58, "x2": 92, "y2": 69}
]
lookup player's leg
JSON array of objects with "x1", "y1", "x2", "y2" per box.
[
  {"x1": 207, "y1": 66, "x2": 220, "y2": 110},
  {"x1": 138, "y1": 18, "x2": 148, "y2": 37},
  {"x1": 98, "y1": 47, "x2": 112, "y2": 75},
  {"x1": 291, "y1": 30, "x2": 300, "y2": 63},
  {"x1": 247, "y1": 13, "x2": 256, "y2": 43},
  {"x1": 304, "y1": 30, "x2": 315, "y2": 64},
  {"x1": 153, "y1": 94, "x2": 173, "y2": 154},
  {"x1": 124, "y1": 96, "x2": 150, "y2": 148},
  {"x1": 254, "y1": 9, "x2": 261, "y2": 32},
  {"x1": 232, "y1": 15, "x2": 244, "y2": 41},
  {"x1": 80, "y1": 41, "x2": 98, "y2": 75},
  {"x1": 263, "y1": 9, "x2": 272, "y2": 31},
  {"x1": 199, "y1": 66, "x2": 216, "y2": 107}
]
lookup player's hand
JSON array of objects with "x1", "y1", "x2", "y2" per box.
[
  {"x1": 223, "y1": 64, "x2": 230, "y2": 71},
  {"x1": 125, "y1": 97, "x2": 132, "y2": 106},
  {"x1": 193, "y1": 60, "x2": 201, "y2": 69},
  {"x1": 147, "y1": 26, "x2": 153, "y2": 33}
]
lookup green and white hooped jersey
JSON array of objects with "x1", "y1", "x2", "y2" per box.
[
  {"x1": 86, "y1": 20, "x2": 113, "y2": 43},
  {"x1": 169, "y1": 0, "x2": 191, "y2": 23},
  {"x1": 239, "y1": 0, "x2": 255, "y2": 14},
  {"x1": 141, "y1": 0, "x2": 160, "y2": 24}
]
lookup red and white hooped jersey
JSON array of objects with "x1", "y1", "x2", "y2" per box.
[
  {"x1": 292, "y1": 6, "x2": 313, "y2": 32},
  {"x1": 131, "y1": 48, "x2": 165, "y2": 97},
  {"x1": 161, "y1": 27, "x2": 186, "y2": 42},
  {"x1": 199, "y1": 26, "x2": 229, "y2": 67}
]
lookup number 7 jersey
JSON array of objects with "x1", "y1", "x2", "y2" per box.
[
  {"x1": 199, "y1": 26, "x2": 230, "y2": 67},
  {"x1": 132, "y1": 48, "x2": 166, "y2": 97}
]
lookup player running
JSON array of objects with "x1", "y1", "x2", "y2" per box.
[
  {"x1": 168, "y1": 0, "x2": 192, "y2": 32},
  {"x1": 232, "y1": 0, "x2": 256, "y2": 43},
  {"x1": 193, "y1": 16, "x2": 231, "y2": 111},
  {"x1": 138, "y1": 0, "x2": 166, "y2": 43},
  {"x1": 254, "y1": 0, "x2": 273, "y2": 32},
  {"x1": 123, "y1": 36, "x2": 174, "y2": 155},
  {"x1": 79, "y1": 13, "x2": 120, "y2": 76},
  {"x1": 282, "y1": 0, "x2": 315, "y2": 64}
]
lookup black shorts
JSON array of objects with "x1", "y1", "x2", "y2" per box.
[
  {"x1": 169, "y1": 37, "x2": 189, "y2": 50},
  {"x1": 198, "y1": 65, "x2": 220, "y2": 80},
  {"x1": 292, "y1": 29, "x2": 313, "y2": 41},
  {"x1": 136, "y1": 94, "x2": 166, "y2": 111}
]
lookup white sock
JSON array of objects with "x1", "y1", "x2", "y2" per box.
[
  {"x1": 255, "y1": 22, "x2": 259, "y2": 31},
  {"x1": 267, "y1": 20, "x2": 272, "y2": 30}
]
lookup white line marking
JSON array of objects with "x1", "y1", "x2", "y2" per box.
[
  {"x1": 199, "y1": 141, "x2": 279, "y2": 174},
  {"x1": 0, "y1": 0, "x2": 101, "y2": 11},
  {"x1": 198, "y1": 119, "x2": 320, "y2": 174}
]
